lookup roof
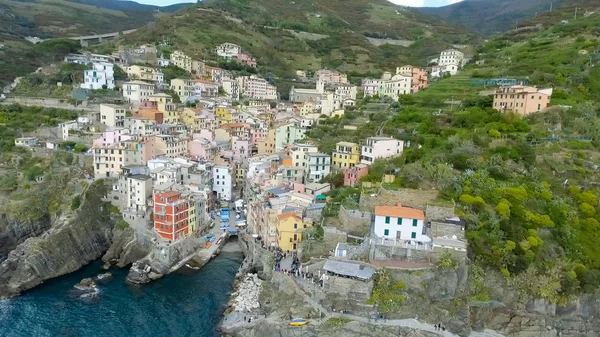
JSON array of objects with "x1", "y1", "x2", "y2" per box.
[
  {"x1": 123, "y1": 80, "x2": 153, "y2": 85},
  {"x1": 305, "y1": 152, "x2": 330, "y2": 157},
  {"x1": 156, "y1": 191, "x2": 180, "y2": 198},
  {"x1": 305, "y1": 182, "x2": 329, "y2": 191},
  {"x1": 336, "y1": 141, "x2": 357, "y2": 147},
  {"x1": 374, "y1": 203, "x2": 425, "y2": 220},
  {"x1": 323, "y1": 260, "x2": 375, "y2": 280},
  {"x1": 278, "y1": 213, "x2": 302, "y2": 221},
  {"x1": 267, "y1": 186, "x2": 288, "y2": 195},
  {"x1": 306, "y1": 203, "x2": 326, "y2": 210},
  {"x1": 129, "y1": 174, "x2": 151, "y2": 181}
]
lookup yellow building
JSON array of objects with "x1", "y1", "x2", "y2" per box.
[
  {"x1": 148, "y1": 93, "x2": 180, "y2": 123},
  {"x1": 216, "y1": 106, "x2": 234, "y2": 124},
  {"x1": 277, "y1": 213, "x2": 310, "y2": 252},
  {"x1": 180, "y1": 108, "x2": 200, "y2": 128},
  {"x1": 170, "y1": 50, "x2": 193, "y2": 73},
  {"x1": 331, "y1": 141, "x2": 360, "y2": 169},
  {"x1": 257, "y1": 129, "x2": 276, "y2": 154}
]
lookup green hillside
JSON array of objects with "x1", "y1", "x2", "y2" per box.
[
  {"x1": 305, "y1": 6, "x2": 600, "y2": 303},
  {"x1": 419, "y1": 0, "x2": 566, "y2": 36},
  {"x1": 116, "y1": 0, "x2": 476, "y2": 88}
]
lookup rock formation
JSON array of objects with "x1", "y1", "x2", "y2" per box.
[
  {"x1": 0, "y1": 182, "x2": 117, "y2": 299},
  {"x1": 231, "y1": 274, "x2": 262, "y2": 312},
  {"x1": 102, "y1": 227, "x2": 153, "y2": 268}
]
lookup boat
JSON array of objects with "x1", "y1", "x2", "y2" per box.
[{"x1": 289, "y1": 319, "x2": 309, "y2": 326}]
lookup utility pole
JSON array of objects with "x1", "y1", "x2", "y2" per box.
[{"x1": 575, "y1": 7, "x2": 578, "y2": 20}]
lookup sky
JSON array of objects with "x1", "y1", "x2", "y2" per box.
[{"x1": 134, "y1": 0, "x2": 463, "y2": 7}]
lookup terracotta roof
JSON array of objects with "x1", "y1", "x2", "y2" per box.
[
  {"x1": 221, "y1": 123, "x2": 249, "y2": 129},
  {"x1": 374, "y1": 203, "x2": 425, "y2": 220},
  {"x1": 135, "y1": 108, "x2": 162, "y2": 120},
  {"x1": 156, "y1": 191, "x2": 180, "y2": 198},
  {"x1": 278, "y1": 213, "x2": 302, "y2": 221}
]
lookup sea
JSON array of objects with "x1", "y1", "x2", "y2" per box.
[{"x1": 0, "y1": 243, "x2": 244, "y2": 337}]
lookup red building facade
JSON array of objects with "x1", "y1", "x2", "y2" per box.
[{"x1": 153, "y1": 191, "x2": 190, "y2": 241}]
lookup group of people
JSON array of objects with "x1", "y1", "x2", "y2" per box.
[{"x1": 434, "y1": 323, "x2": 446, "y2": 332}]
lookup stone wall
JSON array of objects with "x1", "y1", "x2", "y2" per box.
[
  {"x1": 324, "y1": 275, "x2": 374, "y2": 310},
  {"x1": 338, "y1": 205, "x2": 372, "y2": 237},
  {"x1": 3, "y1": 97, "x2": 97, "y2": 111},
  {"x1": 425, "y1": 204, "x2": 455, "y2": 221},
  {"x1": 323, "y1": 226, "x2": 347, "y2": 246},
  {"x1": 359, "y1": 188, "x2": 439, "y2": 212},
  {"x1": 430, "y1": 221, "x2": 465, "y2": 240},
  {"x1": 370, "y1": 244, "x2": 467, "y2": 264}
]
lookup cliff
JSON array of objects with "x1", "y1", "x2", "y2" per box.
[
  {"x1": 0, "y1": 182, "x2": 117, "y2": 299},
  {"x1": 0, "y1": 214, "x2": 52, "y2": 262},
  {"x1": 102, "y1": 227, "x2": 154, "y2": 268}
]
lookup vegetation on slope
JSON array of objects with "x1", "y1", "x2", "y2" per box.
[{"x1": 419, "y1": 0, "x2": 565, "y2": 36}]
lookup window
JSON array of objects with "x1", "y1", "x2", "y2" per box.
[
  {"x1": 397, "y1": 218, "x2": 402, "y2": 225},
  {"x1": 411, "y1": 232, "x2": 417, "y2": 239},
  {"x1": 412, "y1": 219, "x2": 418, "y2": 227},
  {"x1": 294, "y1": 223, "x2": 298, "y2": 229},
  {"x1": 385, "y1": 216, "x2": 390, "y2": 224},
  {"x1": 384, "y1": 229, "x2": 389, "y2": 236}
]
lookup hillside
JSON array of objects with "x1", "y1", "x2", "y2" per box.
[
  {"x1": 419, "y1": 0, "x2": 566, "y2": 36},
  {"x1": 0, "y1": 0, "x2": 181, "y2": 39},
  {"x1": 116, "y1": 0, "x2": 477, "y2": 89},
  {"x1": 303, "y1": 3, "x2": 600, "y2": 308}
]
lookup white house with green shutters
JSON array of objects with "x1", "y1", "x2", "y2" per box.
[{"x1": 373, "y1": 202, "x2": 430, "y2": 243}]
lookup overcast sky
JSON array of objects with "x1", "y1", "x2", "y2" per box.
[{"x1": 134, "y1": 0, "x2": 463, "y2": 7}]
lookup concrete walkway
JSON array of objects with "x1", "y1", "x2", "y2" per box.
[{"x1": 283, "y1": 275, "x2": 505, "y2": 337}]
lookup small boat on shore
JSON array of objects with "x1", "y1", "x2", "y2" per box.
[{"x1": 289, "y1": 318, "x2": 309, "y2": 326}]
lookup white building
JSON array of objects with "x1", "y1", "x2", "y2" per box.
[
  {"x1": 215, "y1": 43, "x2": 242, "y2": 59},
  {"x1": 381, "y1": 74, "x2": 412, "y2": 101},
  {"x1": 431, "y1": 64, "x2": 459, "y2": 78},
  {"x1": 373, "y1": 202, "x2": 430, "y2": 243},
  {"x1": 290, "y1": 143, "x2": 318, "y2": 168},
  {"x1": 117, "y1": 165, "x2": 153, "y2": 215},
  {"x1": 100, "y1": 104, "x2": 127, "y2": 128},
  {"x1": 122, "y1": 81, "x2": 156, "y2": 106},
  {"x1": 221, "y1": 78, "x2": 239, "y2": 100},
  {"x1": 213, "y1": 165, "x2": 233, "y2": 201},
  {"x1": 59, "y1": 120, "x2": 78, "y2": 141},
  {"x1": 304, "y1": 152, "x2": 331, "y2": 183},
  {"x1": 438, "y1": 49, "x2": 464, "y2": 67},
  {"x1": 361, "y1": 136, "x2": 404, "y2": 165},
  {"x1": 81, "y1": 62, "x2": 115, "y2": 90},
  {"x1": 361, "y1": 78, "x2": 384, "y2": 97},
  {"x1": 158, "y1": 57, "x2": 171, "y2": 67}
]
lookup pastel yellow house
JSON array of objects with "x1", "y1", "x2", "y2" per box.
[
  {"x1": 148, "y1": 93, "x2": 179, "y2": 123},
  {"x1": 331, "y1": 141, "x2": 360, "y2": 169},
  {"x1": 180, "y1": 108, "x2": 200, "y2": 129},
  {"x1": 216, "y1": 106, "x2": 234, "y2": 124},
  {"x1": 277, "y1": 213, "x2": 310, "y2": 251}
]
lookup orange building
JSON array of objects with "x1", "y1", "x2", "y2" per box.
[
  {"x1": 493, "y1": 85, "x2": 553, "y2": 115},
  {"x1": 153, "y1": 191, "x2": 190, "y2": 241}
]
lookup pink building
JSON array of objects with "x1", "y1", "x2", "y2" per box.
[
  {"x1": 236, "y1": 53, "x2": 257, "y2": 68},
  {"x1": 396, "y1": 65, "x2": 428, "y2": 93},
  {"x1": 231, "y1": 136, "x2": 249, "y2": 162},
  {"x1": 95, "y1": 128, "x2": 132, "y2": 147},
  {"x1": 344, "y1": 164, "x2": 369, "y2": 186},
  {"x1": 294, "y1": 182, "x2": 306, "y2": 194},
  {"x1": 193, "y1": 130, "x2": 214, "y2": 142}
]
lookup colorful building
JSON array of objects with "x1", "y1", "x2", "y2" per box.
[
  {"x1": 153, "y1": 191, "x2": 190, "y2": 241},
  {"x1": 216, "y1": 106, "x2": 234, "y2": 124},
  {"x1": 493, "y1": 85, "x2": 553, "y2": 115},
  {"x1": 344, "y1": 164, "x2": 368, "y2": 186},
  {"x1": 277, "y1": 213, "x2": 310, "y2": 252},
  {"x1": 373, "y1": 202, "x2": 430, "y2": 243},
  {"x1": 331, "y1": 141, "x2": 360, "y2": 169}
]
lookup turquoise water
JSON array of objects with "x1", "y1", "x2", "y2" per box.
[{"x1": 0, "y1": 247, "x2": 243, "y2": 337}]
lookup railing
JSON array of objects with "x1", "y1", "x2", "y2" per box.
[{"x1": 371, "y1": 236, "x2": 433, "y2": 251}]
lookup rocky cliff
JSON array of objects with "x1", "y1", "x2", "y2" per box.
[
  {"x1": 0, "y1": 182, "x2": 117, "y2": 299},
  {"x1": 0, "y1": 214, "x2": 51, "y2": 262},
  {"x1": 102, "y1": 227, "x2": 153, "y2": 268}
]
